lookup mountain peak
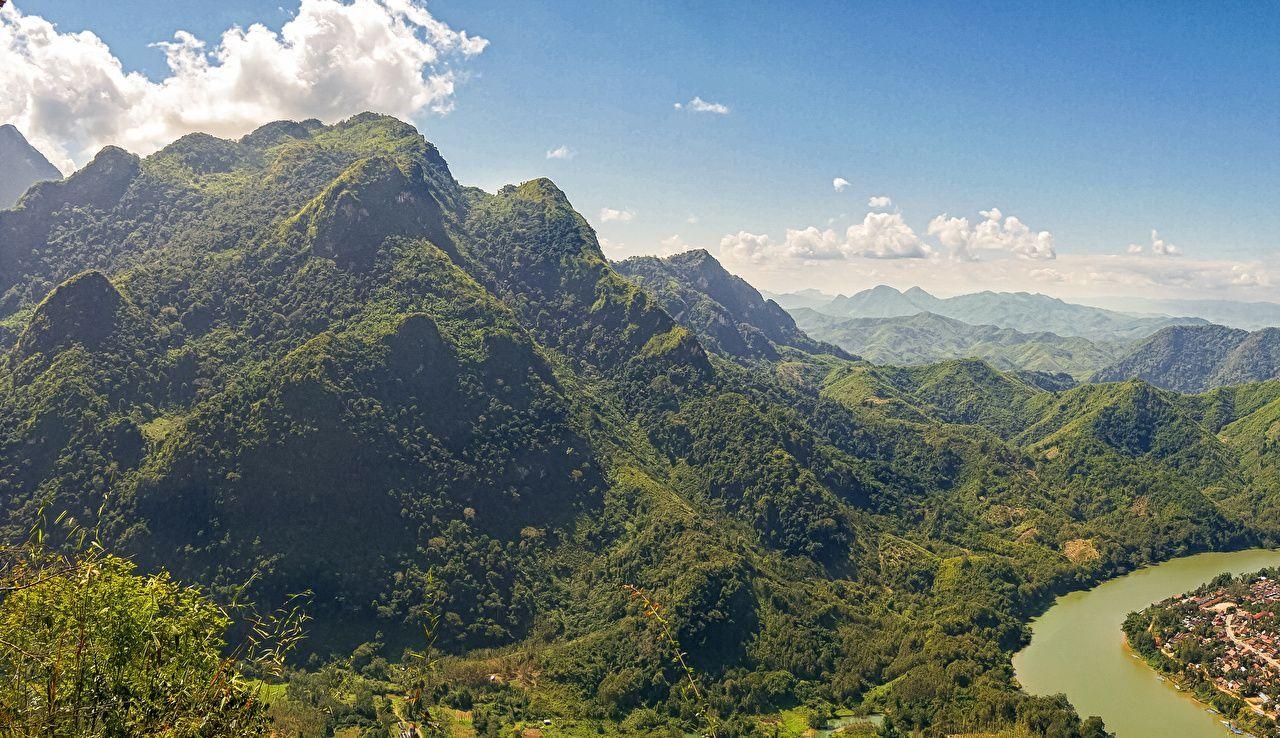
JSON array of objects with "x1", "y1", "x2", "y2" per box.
[
  {"x1": 290, "y1": 155, "x2": 452, "y2": 267},
  {"x1": 615, "y1": 248, "x2": 850, "y2": 361},
  {"x1": 16, "y1": 271, "x2": 130, "y2": 358},
  {"x1": 0, "y1": 123, "x2": 63, "y2": 208}
]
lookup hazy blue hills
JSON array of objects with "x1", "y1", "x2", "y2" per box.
[
  {"x1": 791, "y1": 308, "x2": 1121, "y2": 380},
  {"x1": 777, "y1": 284, "x2": 1207, "y2": 342},
  {"x1": 0, "y1": 124, "x2": 62, "y2": 209},
  {"x1": 1099, "y1": 296, "x2": 1280, "y2": 332}
]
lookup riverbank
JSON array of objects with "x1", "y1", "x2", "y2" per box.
[{"x1": 1014, "y1": 549, "x2": 1280, "y2": 737}]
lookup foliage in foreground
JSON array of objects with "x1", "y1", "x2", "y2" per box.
[{"x1": 0, "y1": 530, "x2": 306, "y2": 737}]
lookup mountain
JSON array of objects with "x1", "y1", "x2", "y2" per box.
[
  {"x1": 763, "y1": 287, "x2": 831, "y2": 311},
  {"x1": 791, "y1": 308, "x2": 1120, "y2": 379},
  {"x1": 614, "y1": 249, "x2": 850, "y2": 360},
  {"x1": 1094, "y1": 324, "x2": 1280, "y2": 391},
  {"x1": 1094, "y1": 296, "x2": 1280, "y2": 332},
  {"x1": 5, "y1": 114, "x2": 1280, "y2": 736},
  {"x1": 0, "y1": 124, "x2": 62, "y2": 209},
  {"x1": 802, "y1": 285, "x2": 1206, "y2": 342}
]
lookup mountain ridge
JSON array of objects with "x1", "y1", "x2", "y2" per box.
[
  {"x1": 0, "y1": 124, "x2": 62, "y2": 209},
  {"x1": 3, "y1": 113, "x2": 1279, "y2": 736},
  {"x1": 779, "y1": 284, "x2": 1208, "y2": 342}
]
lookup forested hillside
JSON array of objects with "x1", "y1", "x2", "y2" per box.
[
  {"x1": 787, "y1": 285, "x2": 1204, "y2": 342},
  {"x1": 4, "y1": 114, "x2": 1280, "y2": 737},
  {"x1": 790, "y1": 309, "x2": 1120, "y2": 379},
  {"x1": 1095, "y1": 323, "x2": 1280, "y2": 391}
]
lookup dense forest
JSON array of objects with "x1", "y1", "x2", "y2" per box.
[{"x1": 4, "y1": 114, "x2": 1280, "y2": 736}]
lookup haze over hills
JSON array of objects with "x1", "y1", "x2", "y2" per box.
[
  {"x1": 0, "y1": 124, "x2": 62, "y2": 209},
  {"x1": 775, "y1": 285, "x2": 1207, "y2": 342},
  {"x1": 1095, "y1": 324, "x2": 1280, "y2": 392},
  {"x1": 8, "y1": 114, "x2": 1280, "y2": 736},
  {"x1": 1095, "y1": 296, "x2": 1280, "y2": 332},
  {"x1": 791, "y1": 308, "x2": 1121, "y2": 380}
]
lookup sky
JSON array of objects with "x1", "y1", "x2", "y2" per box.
[{"x1": 3, "y1": 0, "x2": 1278, "y2": 303}]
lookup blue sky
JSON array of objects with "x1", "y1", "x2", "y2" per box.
[{"x1": 6, "y1": 0, "x2": 1279, "y2": 299}]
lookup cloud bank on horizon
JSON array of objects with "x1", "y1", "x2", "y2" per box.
[
  {"x1": 0, "y1": 0, "x2": 487, "y2": 172},
  {"x1": 687, "y1": 199, "x2": 1272, "y2": 301}
]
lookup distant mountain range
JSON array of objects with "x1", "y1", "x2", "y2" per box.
[
  {"x1": 1094, "y1": 324, "x2": 1280, "y2": 392},
  {"x1": 0, "y1": 124, "x2": 62, "y2": 209},
  {"x1": 791, "y1": 309, "x2": 1121, "y2": 380},
  {"x1": 774, "y1": 285, "x2": 1207, "y2": 342},
  {"x1": 1095, "y1": 296, "x2": 1280, "y2": 332}
]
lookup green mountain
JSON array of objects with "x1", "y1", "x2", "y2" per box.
[
  {"x1": 614, "y1": 249, "x2": 850, "y2": 361},
  {"x1": 0, "y1": 124, "x2": 62, "y2": 209},
  {"x1": 1094, "y1": 324, "x2": 1280, "y2": 391},
  {"x1": 791, "y1": 308, "x2": 1120, "y2": 379},
  {"x1": 796, "y1": 285, "x2": 1205, "y2": 342},
  {"x1": 5, "y1": 113, "x2": 1280, "y2": 736}
]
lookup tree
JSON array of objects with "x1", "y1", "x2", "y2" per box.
[{"x1": 0, "y1": 533, "x2": 306, "y2": 737}]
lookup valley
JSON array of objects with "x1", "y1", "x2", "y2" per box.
[{"x1": 2, "y1": 116, "x2": 1280, "y2": 737}]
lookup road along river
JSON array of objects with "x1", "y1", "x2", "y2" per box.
[{"x1": 1013, "y1": 549, "x2": 1280, "y2": 737}]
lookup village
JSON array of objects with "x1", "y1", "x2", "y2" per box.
[{"x1": 1137, "y1": 572, "x2": 1280, "y2": 734}]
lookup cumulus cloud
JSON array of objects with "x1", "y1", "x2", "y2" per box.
[
  {"x1": 1150, "y1": 229, "x2": 1183, "y2": 256},
  {"x1": 598, "y1": 207, "x2": 636, "y2": 223},
  {"x1": 545, "y1": 144, "x2": 575, "y2": 160},
  {"x1": 927, "y1": 207, "x2": 1055, "y2": 260},
  {"x1": 867, "y1": 195, "x2": 892, "y2": 209},
  {"x1": 675, "y1": 96, "x2": 730, "y2": 115},
  {"x1": 833, "y1": 177, "x2": 850, "y2": 192},
  {"x1": 785, "y1": 226, "x2": 846, "y2": 260},
  {"x1": 0, "y1": 0, "x2": 487, "y2": 171},
  {"x1": 1127, "y1": 243, "x2": 1144, "y2": 254},
  {"x1": 846, "y1": 212, "x2": 930, "y2": 259},
  {"x1": 659, "y1": 234, "x2": 693, "y2": 255},
  {"x1": 719, "y1": 231, "x2": 774, "y2": 265}
]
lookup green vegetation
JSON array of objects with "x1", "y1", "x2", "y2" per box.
[
  {"x1": 791, "y1": 309, "x2": 1120, "y2": 380},
  {"x1": 0, "y1": 529, "x2": 305, "y2": 736},
  {"x1": 1095, "y1": 323, "x2": 1280, "y2": 391},
  {"x1": 1123, "y1": 569, "x2": 1280, "y2": 737},
  {"x1": 7, "y1": 112, "x2": 1280, "y2": 736}
]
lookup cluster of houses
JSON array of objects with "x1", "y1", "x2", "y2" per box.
[{"x1": 1152, "y1": 575, "x2": 1280, "y2": 722}]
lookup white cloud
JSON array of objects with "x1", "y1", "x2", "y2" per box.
[
  {"x1": 846, "y1": 212, "x2": 930, "y2": 259},
  {"x1": 0, "y1": 0, "x2": 487, "y2": 171},
  {"x1": 1150, "y1": 229, "x2": 1183, "y2": 256},
  {"x1": 598, "y1": 207, "x2": 636, "y2": 223},
  {"x1": 867, "y1": 195, "x2": 892, "y2": 209},
  {"x1": 833, "y1": 177, "x2": 850, "y2": 192},
  {"x1": 719, "y1": 231, "x2": 774, "y2": 265},
  {"x1": 1127, "y1": 243, "x2": 1144, "y2": 254},
  {"x1": 685, "y1": 215, "x2": 699, "y2": 224},
  {"x1": 545, "y1": 144, "x2": 575, "y2": 160},
  {"x1": 785, "y1": 226, "x2": 846, "y2": 260},
  {"x1": 676, "y1": 96, "x2": 730, "y2": 115},
  {"x1": 927, "y1": 207, "x2": 1055, "y2": 260},
  {"x1": 659, "y1": 234, "x2": 693, "y2": 255}
]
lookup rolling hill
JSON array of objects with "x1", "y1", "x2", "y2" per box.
[
  {"x1": 790, "y1": 308, "x2": 1121, "y2": 379},
  {"x1": 1094, "y1": 324, "x2": 1280, "y2": 391},
  {"x1": 781, "y1": 285, "x2": 1206, "y2": 342}
]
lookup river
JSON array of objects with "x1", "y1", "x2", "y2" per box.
[{"x1": 1013, "y1": 549, "x2": 1280, "y2": 738}]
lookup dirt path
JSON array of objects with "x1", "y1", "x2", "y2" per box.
[{"x1": 1225, "y1": 612, "x2": 1280, "y2": 671}]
